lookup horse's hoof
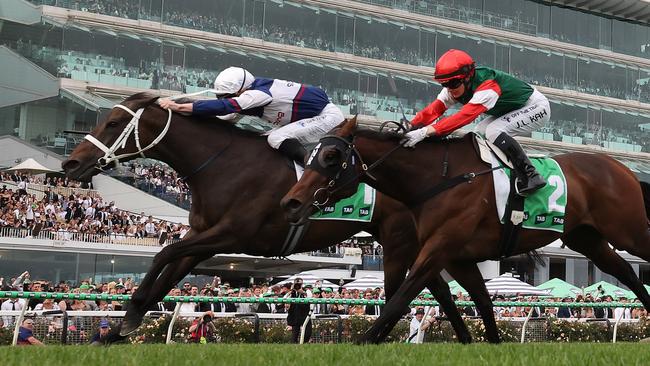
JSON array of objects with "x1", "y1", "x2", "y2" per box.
[
  {"x1": 119, "y1": 313, "x2": 145, "y2": 336},
  {"x1": 103, "y1": 329, "x2": 127, "y2": 344},
  {"x1": 355, "y1": 333, "x2": 381, "y2": 345}
]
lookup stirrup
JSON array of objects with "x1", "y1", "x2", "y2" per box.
[{"x1": 515, "y1": 176, "x2": 545, "y2": 196}]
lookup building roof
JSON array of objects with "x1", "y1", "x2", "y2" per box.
[{"x1": 545, "y1": 0, "x2": 650, "y2": 24}]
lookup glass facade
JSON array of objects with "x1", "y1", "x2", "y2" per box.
[
  {"x1": 0, "y1": 248, "x2": 152, "y2": 284},
  {"x1": 25, "y1": 0, "x2": 650, "y2": 106},
  {"x1": 2, "y1": 19, "x2": 649, "y2": 153}
]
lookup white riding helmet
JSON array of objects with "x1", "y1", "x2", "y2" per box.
[{"x1": 213, "y1": 67, "x2": 255, "y2": 96}]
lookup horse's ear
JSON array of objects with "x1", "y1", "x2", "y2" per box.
[{"x1": 341, "y1": 115, "x2": 358, "y2": 135}]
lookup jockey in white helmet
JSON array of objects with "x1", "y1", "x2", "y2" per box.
[{"x1": 159, "y1": 66, "x2": 344, "y2": 165}]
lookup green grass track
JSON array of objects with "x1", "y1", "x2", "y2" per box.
[{"x1": 1, "y1": 343, "x2": 649, "y2": 366}]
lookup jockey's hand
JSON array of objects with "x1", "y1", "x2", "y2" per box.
[
  {"x1": 402, "y1": 127, "x2": 429, "y2": 148},
  {"x1": 158, "y1": 99, "x2": 179, "y2": 111}
]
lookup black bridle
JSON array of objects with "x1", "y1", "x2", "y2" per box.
[{"x1": 305, "y1": 133, "x2": 402, "y2": 208}]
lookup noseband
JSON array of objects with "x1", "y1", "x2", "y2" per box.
[{"x1": 84, "y1": 104, "x2": 172, "y2": 170}]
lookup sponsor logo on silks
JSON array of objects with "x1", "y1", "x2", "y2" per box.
[
  {"x1": 552, "y1": 216, "x2": 565, "y2": 225},
  {"x1": 322, "y1": 205, "x2": 335, "y2": 213},
  {"x1": 535, "y1": 215, "x2": 546, "y2": 224},
  {"x1": 359, "y1": 207, "x2": 370, "y2": 216},
  {"x1": 306, "y1": 143, "x2": 321, "y2": 166},
  {"x1": 342, "y1": 205, "x2": 354, "y2": 215},
  {"x1": 523, "y1": 212, "x2": 529, "y2": 221}
]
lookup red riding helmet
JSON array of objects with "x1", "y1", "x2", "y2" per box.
[{"x1": 434, "y1": 49, "x2": 475, "y2": 82}]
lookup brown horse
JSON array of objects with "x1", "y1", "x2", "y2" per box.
[
  {"x1": 282, "y1": 117, "x2": 650, "y2": 343},
  {"x1": 62, "y1": 93, "x2": 482, "y2": 341}
]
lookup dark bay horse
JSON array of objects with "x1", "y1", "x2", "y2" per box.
[
  {"x1": 282, "y1": 117, "x2": 650, "y2": 343},
  {"x1": 62, "y1": 93, "x2": 480, "y2": 340}
]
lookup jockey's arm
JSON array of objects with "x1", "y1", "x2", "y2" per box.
[
  {"x1": 412, "y1": 87, "x2": 459, "y2": 127},
  {"x1": 428, "y1": 79, "x2": 501, "y2": 136},
  {"x1": 191, "y1": 90, "x2": 272, "y2": 117}
]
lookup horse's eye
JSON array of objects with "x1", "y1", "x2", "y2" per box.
[
  {"x1": 323, "y1": 150, "x2": 339, "y2": 165},
  {"x1": 108, "y1": 121, "x2": 118, "y2": 127}
]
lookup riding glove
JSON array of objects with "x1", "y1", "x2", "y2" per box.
[{"x1": 402, "y1": 128, "x2": 429, "y2": 148}]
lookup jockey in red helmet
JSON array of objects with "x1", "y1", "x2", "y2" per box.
[{"x1": 403, "y1": 49, "x2": 549, "y2": 195}]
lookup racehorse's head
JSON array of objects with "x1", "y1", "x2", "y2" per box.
[
  {"x1": 62, "y1": 93, "x2": 162, "y2": 182},
  {"x1": 281, "y1": 117, "x2": 364, "y2": 225}
]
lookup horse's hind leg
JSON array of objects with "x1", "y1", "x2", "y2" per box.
[
  {"x1": 425, "y1": 275, "x2": 472, "y2": 344},
  {"x1": 447, "y1": 263, "x2": 501, "y2": 344},
  {"x1": 564, "y1": 226, "x2": 650, "y2": 310}
]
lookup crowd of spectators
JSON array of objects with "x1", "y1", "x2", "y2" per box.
[
  {"x1": 1, "y1": 270, "x2": 646, "y2": 330},
  {"x1": 114, "y1": 162, "x2": 191, "y2": 210},
  {"x1": 0, "y1": 172, "x2": 190, "y2": 244}
]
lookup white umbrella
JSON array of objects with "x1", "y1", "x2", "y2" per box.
[
  {"x1": 275, "y1": 272, "x2": 339, "y2": 289},
  {"x1": 5, "y1": 158, "x2": 56, "y2": 174},
  {"x1": 485, "y1": 273, "x2": 551, "y2": 296},
  {"x1": 344, "y1": 275, "x2": 384, "y2": 290}
]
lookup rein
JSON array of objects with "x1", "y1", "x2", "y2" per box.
[
  {"x1": 180, "y1": 128, "x2": 233, "y2": 182},
  {"x1": 84, "y1": 104, "x2": 172, "y2": 170},
  {"x1": 311, "y1": 132, "x2": 498, "y2": 209}
]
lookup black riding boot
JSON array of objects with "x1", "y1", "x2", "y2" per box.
[
  {"x1": 493, "y1": 132, "x2": 546, "y2": 195},
  {"x1": 278, "y1": 138, "x2": 307, "y2": 167}
]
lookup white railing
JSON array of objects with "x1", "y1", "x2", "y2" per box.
[
  {"x1": 0, "y1": 226, "x2": 163, "y2": 246},
  {"x1": 1, "y1": 180, "x2": 100, "y2": 199}
]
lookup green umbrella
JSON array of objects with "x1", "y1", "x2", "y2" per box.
[
  {"x1": 584, "y1": 281, "x2": 628, "y2": 300},
  {"x1": 447, "y1": 280, "x2": 468, "y2": 296},
  {"x1": 536, "y1": 278, "x2": 581, "y2": 299},
  {"x1": 624, "y1": 290, "x2": 637, "y2": 300}
]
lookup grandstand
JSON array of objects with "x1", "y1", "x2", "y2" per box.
[{"x1": 1, "y1": 0, "x2": 650, "y2": 289}]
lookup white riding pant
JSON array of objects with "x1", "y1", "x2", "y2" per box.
[
  {"x1": 266, "y1": 103, "x2": 344, "y2": 149},
  {"x1": 475, "y1": 89, "x2": 551, "y2": 143}
]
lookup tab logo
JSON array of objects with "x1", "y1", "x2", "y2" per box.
[
  {"x1": 535, "y1": 215, "x2": 546, "y2": 224},
  {"x1": 552, "y1": 216, "x2": 565, "y2": 225},
  {"x1": 342, "y1": 205, "x2": 354, "y2": 215},
  {"x1": 359, "y1": 207, "x2": 370, "y2": 216},
  {"x1": 323, "y1": 206, "x2": 335, "y2": 213}
]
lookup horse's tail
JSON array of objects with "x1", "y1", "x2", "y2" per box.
[{"x1": 640, "y1": 181, "x2": 650, "y2": 221}]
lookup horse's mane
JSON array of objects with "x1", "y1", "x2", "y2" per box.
[
  {"x1": 354, "y1": 126, "x2": 471, "y2": 144},
  {"x1": 354, "y1": 127, "x2": 403, "y2": 142},
  {"x1": 124, "y1": 92, "x2": 158, "y2": 103}
]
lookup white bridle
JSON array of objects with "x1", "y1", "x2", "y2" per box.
[{"x1": 84, "y1": 104, "x2": 172, "y2": 169}]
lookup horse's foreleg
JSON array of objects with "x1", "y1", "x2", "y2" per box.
[
  {"x1": 425, "y1": 275, "x2": 472, "y2": 344},
  {"x1": 120, "y1": 254, "x2": 211, "y2": 336},
  {"x1": 361, "y1": 238, "x2": 446, "y2": 344},
  {"x1": 447, "y1": 262, "x2": 501, "y2": 344}
]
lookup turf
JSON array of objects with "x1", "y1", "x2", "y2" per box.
[{"x1": 1, "y1": 343, "x2": 649, "y2": 366}]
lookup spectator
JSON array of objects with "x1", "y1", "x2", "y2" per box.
[
  {"x1": 17, "y1": 318, "x2": 44, "y2": 346},
  {"x1": 407, "y1": 307, "x2": 432, "y2": 344},
  {"x1": 286, "y1": 277, "x2": 312, "y2": 343},
  {"x1": 188, "y1": 311, "x2": 216, "y2": 343},
  {"x1": 89, "y1": 319, "x2": 111, "y2": 345}
]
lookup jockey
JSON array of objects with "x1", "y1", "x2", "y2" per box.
[
  {"x1": 403, "y1": 49, "x2": 549, "y2": 195},
  {"x1": 159, "y1": 66, "x2": 344, "y2": 165}
]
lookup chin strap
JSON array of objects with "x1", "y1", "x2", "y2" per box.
[{"x1": 84, "y1": 104, "x2": 172, "y2": 170}]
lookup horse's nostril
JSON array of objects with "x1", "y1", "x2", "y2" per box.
[
  {"x1": 284, "y1": 198, "x2": 303, "y2": 212},
  {"x1": 62, "y1": 159, "x2": 80, "y2": 172}
]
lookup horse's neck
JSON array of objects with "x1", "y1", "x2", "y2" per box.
[
  {"x1": 358, "y1": 135, "x2": 477, "y2": 205},
  {"x1": 150, "y1": 115, "x2": 276, "y2": 178}
]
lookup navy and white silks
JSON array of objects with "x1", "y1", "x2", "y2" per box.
[{"x1": 192, "y1": 78, "x2": 344, "y2": 148}]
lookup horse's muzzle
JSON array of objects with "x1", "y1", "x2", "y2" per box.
[{"x1": 281, "y1": 197, "x2": 310, "y2": 225}]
